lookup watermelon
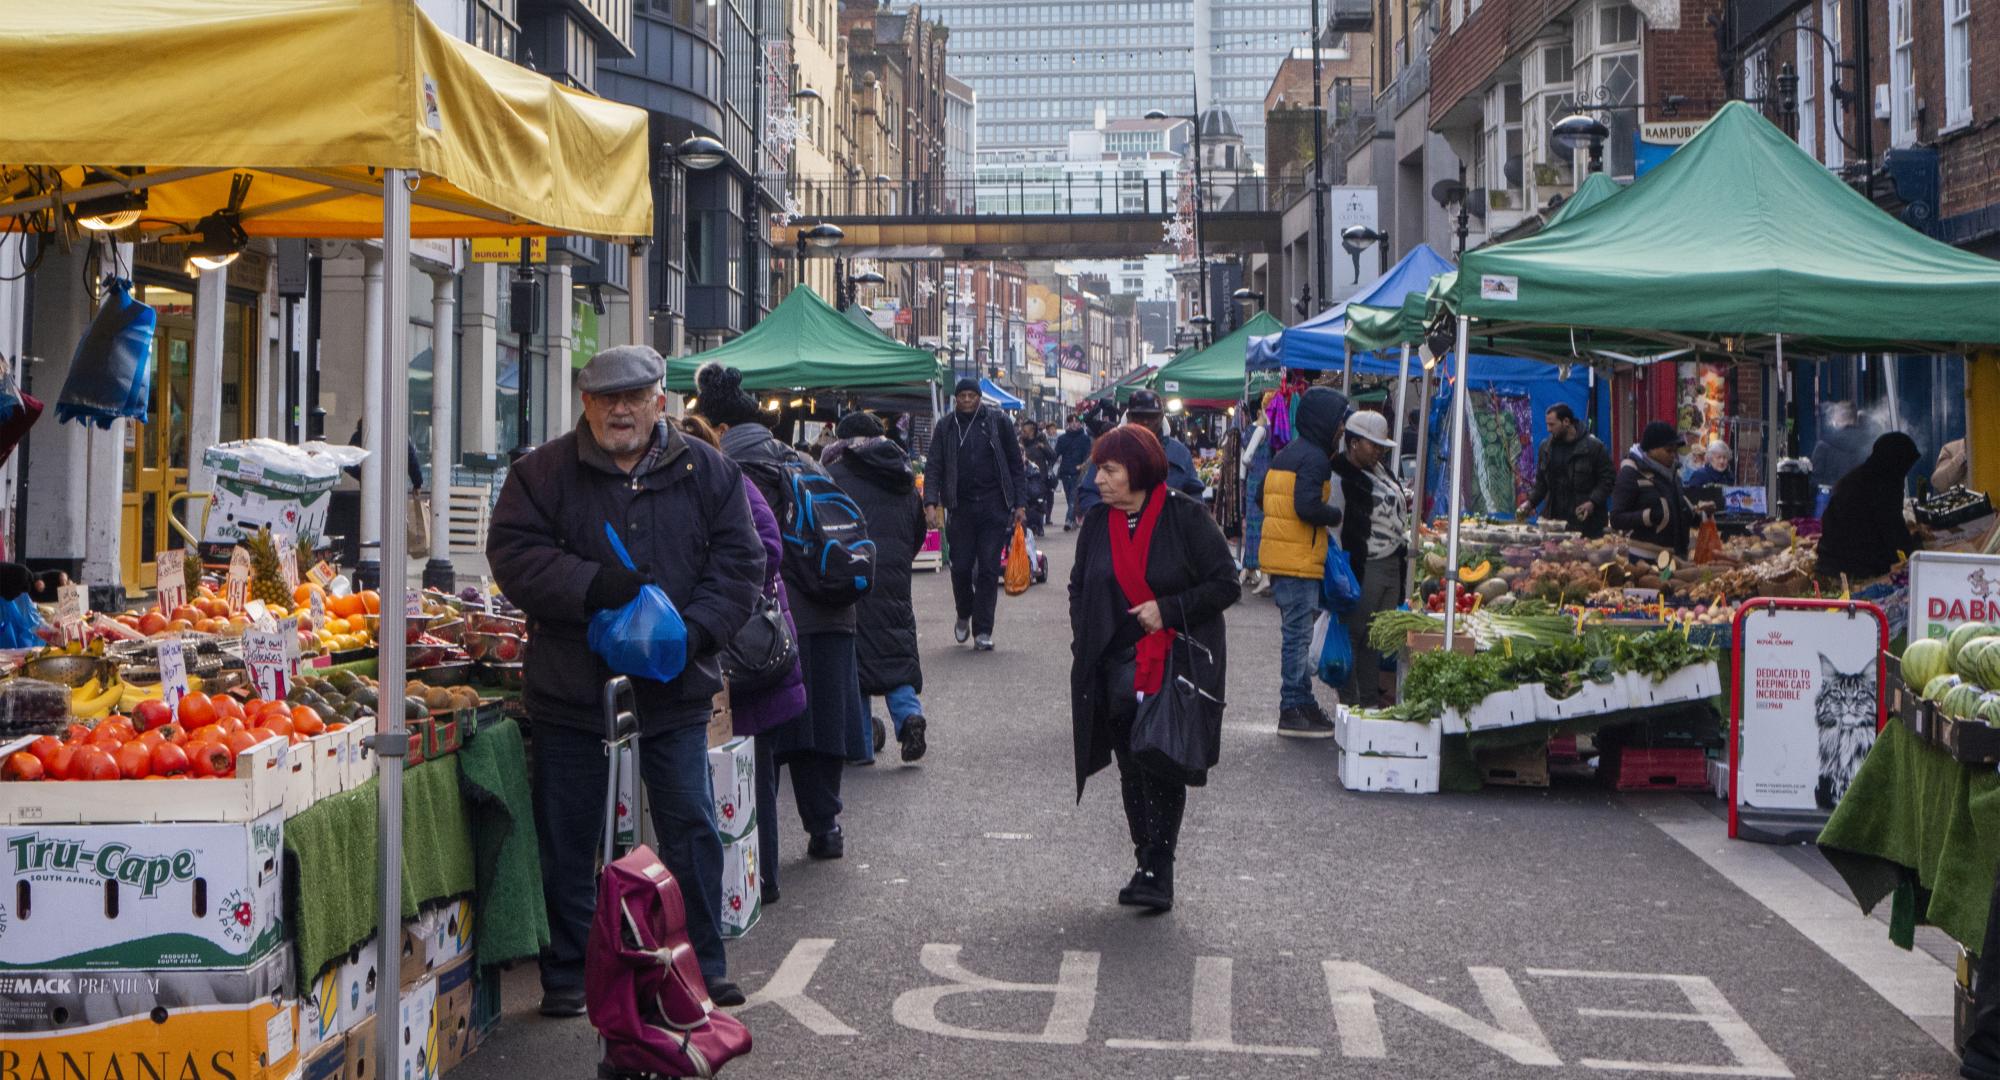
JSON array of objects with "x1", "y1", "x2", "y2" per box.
[
  {"x1": 1903, "y1": 638, "x2": 1950, "y2": 692},
  {"x1": 1980, "y1": 695, "x2": 2000, "y2": 726},
  {"x1": 1963, "y1": 637, "x2": 2000, "y2": 689},
  {"x1": 1925, "y1": 674, "x2": 1963, "y2": 701},
  {"x1": 1948, "y1": 622, "x2": 2000, "y2": 669},
  {"x1": 1945, "y1": 683, "x2": 1986, "y2": 719}
]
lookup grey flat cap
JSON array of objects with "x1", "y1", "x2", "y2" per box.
[{"x1": 577, "y1": 345, "x2": 665, "y2": 394}]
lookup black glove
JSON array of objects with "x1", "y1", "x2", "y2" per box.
[
  {"x1": 585, "y1": 564, "x2": 650, "y2": 612},
  {"x1": 685, "y1": 623, "x2": 711, "y2": 659}
]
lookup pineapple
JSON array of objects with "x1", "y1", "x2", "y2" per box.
[
  {"x1": 243, "y1": 528, "x2": 291, "y2": 608},
  {"x1": 294, "y1": 534, "x2": 317, "y2": 574}
]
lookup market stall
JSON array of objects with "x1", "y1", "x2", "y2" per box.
[
  {"x1": 0, "y1": 2, "x2": 654, "y2": 1076},
  {"x1": 1147, "y1": 311, "x2": 1284, "y2": 406},
  {"x1": 666, "y1": 285, "x2": 947, "y2": 394}
]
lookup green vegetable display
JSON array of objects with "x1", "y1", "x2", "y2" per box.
[
  {"x1": 1367, "y1": 610, "x2": 1446, "y2": 655},
  {"x1": 1500, "y1": 633, "x2": 1615, "y2": 700},
  {"x1": 1401, "y1": 650, "x2": 1512, "y2": 722},
  {"x1": 1610, "y1": 628, "x2": 1721, "y2": 682}
]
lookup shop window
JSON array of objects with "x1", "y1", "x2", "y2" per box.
[
  {"x1": 1484, "y1": 82, "x2": 1523, "y2": 211},
  {"x1": 1796, "y1": 13, "x2": 1817, "y2": 160},
  {"x1": 1573, "y1": 1, "x2": 1641, "y2": 179}
]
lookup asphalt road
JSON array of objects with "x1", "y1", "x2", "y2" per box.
[{"x1": 457, "y1": 521, "x2": 1960, "y2": 1080}]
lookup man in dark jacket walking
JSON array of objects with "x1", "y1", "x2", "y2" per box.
[
  {"x1": 487, "y1": 345, "x2": 764, "y2": 1016},
  {"x1": 924, "y1": 377, "x2": 1027, "y2": 651},
  {"x1": 825, "y1": 412, "x2": 929, "y2": 763},
  {"x1": 1053, "y1": 415, "x2": 1092, "y2": 529},
  {"x1": 1520, "y1": 403, "x2": 1614, "y2": 537}
]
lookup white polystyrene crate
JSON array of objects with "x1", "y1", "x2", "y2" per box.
[
  {"x1": 0, "y1": 735, "x2": 288, "y2": 824},
  {"x1": 1442, "y1": 687, "x2": 1537, "y2": 733},
  {"x1": 1528, "y1": 678, "x2": 1626, "y2": 722},
  {"x1": 1335, "y1": 708, "x2": 1441, "y2": 759},
  {"x1": 1623, "y1": 662, "x2": 1723, "y2": 709},
  {"x1": 1336, "y1": 748, "x2": 1440, "y2": 794}
]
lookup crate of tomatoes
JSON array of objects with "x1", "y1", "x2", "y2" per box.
[{"x1": 0, "y1": 689, "x2": 356, "y2": 825}]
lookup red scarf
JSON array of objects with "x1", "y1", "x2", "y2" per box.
[{"x1": 1108, "y1": 488, "x2": 1177, "y2": 695}]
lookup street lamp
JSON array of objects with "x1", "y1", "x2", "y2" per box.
[
  {"x1": 1340, "y1": 224, "x2": 1389, "y2": 279},
  {"x1": 673, "y1": 135, "x2": 728, "y2": 172},
  {"x1": 1551, "y1": 113, "x2": 1611, "y2": 175},
  {"x1": 1230, "y1": 287, "x2": 1263, "y2": 331},
  {"x1": 1432, "y1": 174, "x2": 1471, "y2": 256},
  {"x1": 1189, "y1": 313, "x2": 1214, "y2": 348},
  {"x1": 841, "y1": 267, "x2": 885, "y2": 311},
  {"x1": 1147, "y1": 84, "x2": 1212, "y2": 344}
]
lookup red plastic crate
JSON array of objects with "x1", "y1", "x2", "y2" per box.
[{"x1": 1601, "y1": 746, "x2": 1709, "y2": 791}]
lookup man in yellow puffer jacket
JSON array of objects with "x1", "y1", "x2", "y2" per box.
[{"x1": 1255, "y1": 385, "x2": 1349, "y2": 737}]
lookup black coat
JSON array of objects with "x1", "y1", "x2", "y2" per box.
[
  {"x1": 1527, "y1": 433, "x2": 1615, "y2": 537},
  {"x1": 924, "y1": 404, "x2": 1026, "y2": 510},
  {"x1": 1608, "y1": 449, "x2": 1698, "y2": 554},
  {"x1": 720, "y1": 421, "x2": 857, "y2": 637},
  {"x1": 1817, "y1": 432, "x2": 1923, "y2": 580},
  {"x1": 1068, "y1": 489, "x2": 1240, "y2": 798},
  {"x1": 487, "y1": 422, "x2": 765, "y2": 733},
  {"x1": 1054, "y1": 427, "x2": 1092, "y2": 476},
  {"x1": 825, "y1": 437, "x2": 926, "y2": 695}
]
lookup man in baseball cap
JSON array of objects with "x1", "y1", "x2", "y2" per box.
[
  {"x1": 1331, "y1": 409, "x2": 1413, "y2": 710},
  {"x1": 1074, "y1": 389, "x2": 1207, "y2": 514},
  {"x1": 1609, "y1": 420, "x2": 1701, "y2": 554}
]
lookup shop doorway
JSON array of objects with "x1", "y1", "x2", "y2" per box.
[{"x1": 119, "y1": 280, "x2": 256, "y2": 591}]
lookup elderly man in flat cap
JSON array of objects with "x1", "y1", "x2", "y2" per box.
[
  {"x1": 488, "y1": 344, "x2": 765, "y2": 1015},
  {"x1": 922, "y1": 376, "x2": 1027, "y2": 651}
]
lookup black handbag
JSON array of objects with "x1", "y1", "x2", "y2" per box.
[
  {"x1": 720, "y1": 588, "x2": 797, "y2": 692},
  {"x1": 1129, "y1": 636, "x2": 1224, "y2": 783}
]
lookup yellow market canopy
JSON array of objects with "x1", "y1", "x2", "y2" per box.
[{"x1": 0, "y1": 0, "x2": 653, "y2": 239}]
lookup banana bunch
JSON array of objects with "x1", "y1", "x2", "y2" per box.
[
  {"x1": 71, "y1": 674, "x2": 125, "y2": 720},
  {"x1": 112, "y1": 674, "x2": 205, "y2": 714}
]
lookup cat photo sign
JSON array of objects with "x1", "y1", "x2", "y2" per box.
[{"x1": 1730, "y1": 599, "x2": 1888, "y2": 844}]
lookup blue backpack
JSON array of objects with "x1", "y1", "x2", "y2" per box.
[{"x1": 753, "y1": 451, "x2": 876, "y2": 608}]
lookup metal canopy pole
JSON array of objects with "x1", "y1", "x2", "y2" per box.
[
  {"x1": 1768, "y1": 334, "x2": 1786, "y2": 516},
  {"x1": 1441, "y1": 316, "x2": 1471, "y2": 650},
  {"x1": 1391, "y1": 343, "x2": 1411, "y2": 454},
  {"x1": 373, "y1": 170, "x2": 413, "y2": 1080},
  {"x1": 1405, "y1": 351, "x2": 1434, "y2": 602},
  {"x1": 1341, "y1": 338, "x2": 1353, "y2": 395},
  {"x1": 423, "y1": 267, "x2": 457, "y2": 591}
]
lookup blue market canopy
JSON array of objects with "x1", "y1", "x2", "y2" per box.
[
  {"x1": 1254, "y1": 243, "x2": 1458, "y2": 371},
  {"x1": 980, "y1": 378, "x2": 1025, "y2": 410}
]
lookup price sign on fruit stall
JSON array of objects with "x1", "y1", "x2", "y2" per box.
[
  {"x1": 156, "y1": 550, "x2": 188, "y2": 617},
  {"x1": 308, "y1": 588, "x2": 327, "y2": 632},
  {"x1": 1907, "y1": 551, "x2": 2000, "y2": 642},
  {"x1": 276, "y1": 532, "x2": 301, "y2": 593},
  {"x1": 308, "y1": 560, "x2": 337, "y2": 589},
  {"x1": 156, "y1": 633, "x2": 189, "y2": 711},
  {"x1": 226, "y1": 547, "x2": 252, "y2": 611},
  {"x1": 1730, "y1": 599, "x2": 1887, "y2": 844},
  {"x1": 55, "y1": 583, "x2": 86, "y2": 645},
  {"x1": 245, "y1": 617, "x2": 301, "y2": 700},
  {"x1": 406, "y1": 589, "x2": 424, "y2": 618},
  {"x1": 481, "y1": 577, "x2": 495, "y2": 615}
]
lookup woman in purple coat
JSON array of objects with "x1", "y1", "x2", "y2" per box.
[{"x1": 682, "y1": 417, "x2": 803, "y2": 904}]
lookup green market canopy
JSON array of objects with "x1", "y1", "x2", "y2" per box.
[
  {"x1": 1148, "y1": 311, "x2": 1284, "y2": 403},
  {"x1": 1540, "y1": 171, "x2": 1622, "y2": 231},
  {"x1": 666, "y1": 286, "x2": 945, "y2": 392},
  {"x1": 1444, "y1": 101, "x2": 2000, "y2": 358}
]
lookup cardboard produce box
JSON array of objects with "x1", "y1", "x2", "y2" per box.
[
  {"x1": 707, "y1": 737, "x2": 756, "y2": 842},
  {"x1": 720, "y1": 825, "x2": 761, "y2": 940},
  {"x1": 302, "y1": 1031, "x2": 348, "y2": 1080},
  {"x1": 200, "y1": 439, "x2": 355, "y2": 545},
  {"x1": 397, "y1": 975, "x2": 439, "y2": 1080},
  {"x1": 0, "y1": 946, "x2": 298, "y2": 1080},
  {"x1": 0, "y1": 734, "x2": 289, "y2": 824},
  {"x1": 706, "y1": 689, "x2": 733, "y2": 748},
  {"x1": 432, "y1": 956, "x2": 478, "y2": 1074},
  {"x1": 1476, "y1": 740, "x2": 1552, "y2": 788},
  {"x1": 1, "y1": 808, "x2": 284, "y2": 971},
  {"x1": 344, "y1": 1013, "x2": 379, "y2": 1080},
  {"x1": 420, "y1": 897, "x2": 475, "y2": 969}
]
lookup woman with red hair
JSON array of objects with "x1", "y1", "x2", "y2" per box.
[{"x1": 1068, "y1": 424, "x2": 1241, "y2": 912}]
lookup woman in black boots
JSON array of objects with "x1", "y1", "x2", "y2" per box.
[{"x1": 1068, "y1": 424, "x2": 1240, "y2": 912}]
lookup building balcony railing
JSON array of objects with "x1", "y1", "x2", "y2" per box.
[{"x1": 1376, "y1": 1, "x2": 1436, "y2": 120}]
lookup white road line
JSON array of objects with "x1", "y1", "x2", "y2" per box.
[{"x1": 1637, "y1": 796, "x2": 1955, "y2": 1050}]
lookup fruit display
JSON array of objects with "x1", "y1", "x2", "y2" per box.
[
  {"x1": 1, "y1": 689, "x2": 344, "y2": 782},
  {"x1": 243, "y1": 527, "x2": 293, "y2": 609}
]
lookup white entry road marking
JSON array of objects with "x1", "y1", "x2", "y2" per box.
[
  {"x1": 736, "y1": 937, "x2": 859, "y2": 1036},
  {"x1": 1529, "y1": 970, "x2": 1793, "y2": 1077},
  {"x1": 1105, "y1": 956, "x2": 1320, "y2": 1056},
  {"x1": 1639, "y1": 797, "x2": 1955, "y2": 1049},
  {"x1": 890, "y1": 943, "x2": 1101, "y2": 1044},
  {"x1": 1323, "y1": 961, "x2": 1561, "y2": 1065}
]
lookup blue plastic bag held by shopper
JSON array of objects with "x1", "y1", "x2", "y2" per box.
[
  {"x1": 0, "y1": 594, "x2": 44, "y2": 649},
  {"x1": 57, "y1": 276, "x2": 157, "y2": 428},
  {"x1": 1312, "y1": 609, "x2": 1352, "y2": 687},
  {"x1": 587, "y1": 523, "x2": 688, "y2": 684},
  {"x1": 1321, "y1": 544, "x2": 1361, "y2": 614}
]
